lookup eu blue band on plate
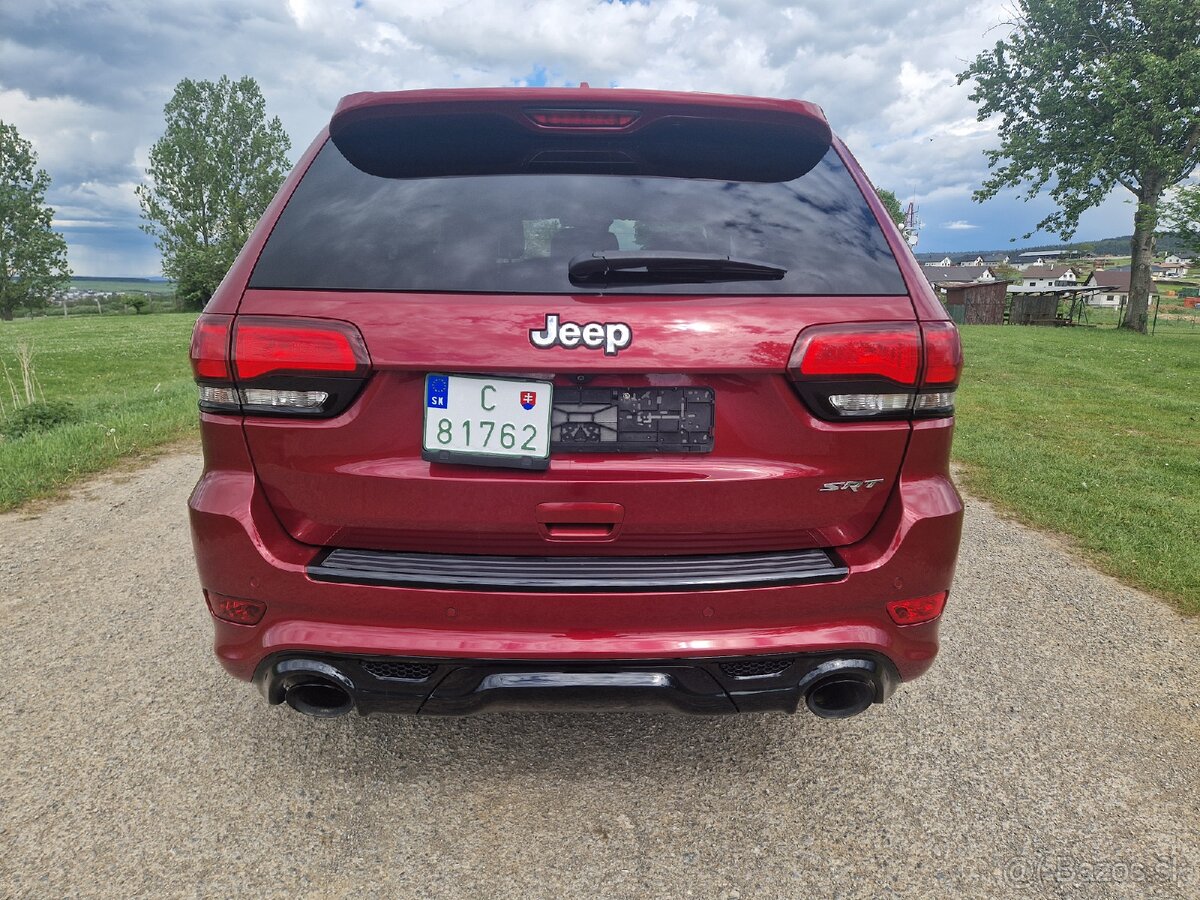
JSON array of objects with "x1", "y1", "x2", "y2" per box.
[{"x1": 426, "y1": 375, "x2": 449, "y2": 409}]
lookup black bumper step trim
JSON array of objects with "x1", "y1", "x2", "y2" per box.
[{"x1": 307, "y1": 547, "x2": 847, "y2": 592}]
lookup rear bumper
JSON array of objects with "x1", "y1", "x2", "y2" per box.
[
  {"x1": 189, "y1": 417, "x2": 962, "y2": 701},
  {"x1": 254, "y1": 651, "x2": 901, "y2": 716}
]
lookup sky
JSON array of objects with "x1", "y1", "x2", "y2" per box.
[{"x1": 0, "y1": 0, "x2": 1145, "y2": 276}]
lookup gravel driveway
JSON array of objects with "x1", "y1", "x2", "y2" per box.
[{"x1": 2, "y1": 450, "x2": 1197, "y2": 899}]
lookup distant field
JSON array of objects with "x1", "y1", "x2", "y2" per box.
[
  {"x1": 0, "y1": 314, "x2": 197, "y2": 510},
  {"x1": 69, "y1": 277, "x2": 176, "y2": 295},
  {"x1": 954, "y1": 326, "x2": 1198, "y2": 612}
]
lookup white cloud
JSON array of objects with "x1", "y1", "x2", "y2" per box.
[
  {"x1": 943, "y1": 220, "x2": 980, "y2": 230},
  {"x1": 0, "y1": 0, "x2": 1132, "y2": 271}
]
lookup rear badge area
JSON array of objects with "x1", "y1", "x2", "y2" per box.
[
  {"x1": 529, "y1": 313, "x2": 632, "y2": 356},
  {"x1": 819, "y1": 479, "x2": 885, "y2": 492}
]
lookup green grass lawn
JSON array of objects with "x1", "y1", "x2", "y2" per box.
[
  {"x1": 0, "y1": 314, "x2": 198, "y2": 510},
  {"x1": 955, "y1": 326, "x2": 1199, "y2": 612}
]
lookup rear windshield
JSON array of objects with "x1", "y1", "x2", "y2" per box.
[{"x1": 249, "y1": 142, "x2": 906, "y2": 295}]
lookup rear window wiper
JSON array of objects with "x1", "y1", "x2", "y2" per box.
[{"x1": 568, "y1": 251, "x2": 787, "y2": 287}]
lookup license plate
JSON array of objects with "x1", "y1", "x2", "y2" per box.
[{"x1": 421, "y1": 374, "x2": 553, "y2": 470}]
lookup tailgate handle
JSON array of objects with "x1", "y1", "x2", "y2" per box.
[{"x1": 536, "y1": 502, "x2": 623, "y2": 541}]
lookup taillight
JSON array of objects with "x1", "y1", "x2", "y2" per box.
[
  {"x1": 233, "y1": 318, "x2": 368, "y2": 381},
  {"x1": 914, "y1": 321, "x2": 963, "y2": 416},
  {"x1": 525, "y1": 108, "x2": 640, "y2": 128},
  {"x1": 190, "y1": 314, "x2": 231, "y2": 381},
  {"x1": 787, "y1": 321, "x2": 962, "y2": 420},
  {"x1": 189, "y1": 314, "x2": 370, "y2": 417},
  {"x1": 886, "y1": 591, "x2": 948, "y2": 625},
  {"x1": 793, "y1": 324, "x2": 920, "y2": 384}
]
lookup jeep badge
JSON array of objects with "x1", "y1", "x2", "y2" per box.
[{"x1": 529, "y1": 313, "x2": 632, "y2": 356}]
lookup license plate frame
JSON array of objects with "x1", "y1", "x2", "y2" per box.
[{"x1": 421, "y1": 373, "x2": 554, "y2": 470}]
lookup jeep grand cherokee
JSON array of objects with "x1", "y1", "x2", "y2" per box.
[{"x1": 188, "y1": 87, "x2": 963, "y2": 719}]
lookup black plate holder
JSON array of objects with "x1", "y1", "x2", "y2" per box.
[{"x1": 551, "y1": 386, "x2": 714, "y2": 452}]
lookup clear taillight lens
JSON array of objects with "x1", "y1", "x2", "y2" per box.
[{"x1": 827, "y1": 393, "x2": 914, "y2": 416}]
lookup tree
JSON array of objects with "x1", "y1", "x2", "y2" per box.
[
  {"x1": 0, "y1": 122, "x2": 71, "y2": 321},
  {"x1": 137, "y1": 76, "x2": 291, "y2": 311},
  {"x1": 875, "y1": 188, "x2": 906, "y2": 228},
  {"x1": 1163, "y1": 185, "x2": 1200, "y2": 255},
  {"x1": 958, "y1": 0, "x2": 1200, "y2": 333},
  {"x1": 118, "y1": 292, "x2": 150, "y2": 315}
]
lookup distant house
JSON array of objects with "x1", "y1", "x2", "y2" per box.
[
  {"x1": 1160, "y1": 256, "x2": 1189, "y2": 277},
  {"x1": 1104, "y1": 263, "x2": 1176, "y2": 277},
  {"x1": 1009, "y1": 266, "x2": 1081, "y2": 292},
  {"x1": 957, "y1": 254, "x2": 1010, "y2": 267},
  {"x1": 921, "y1": 264, "x2": 998, "y2": 285},
  {"x1": 1084, "y1": 270, "x2": 1159, "y2": 308},
  {"x1": 928, "y1": 256, "x2": 954, "y2": 267},
  {"x1": 1016, "y1": 250, "x2": 1067, "y2": 269}
]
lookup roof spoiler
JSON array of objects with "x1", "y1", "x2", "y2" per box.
[{"x1": 329, "y1": 88, "x2": 833, "y2": 182}]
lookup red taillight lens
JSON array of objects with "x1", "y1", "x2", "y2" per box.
[
  {"x1": 921, "y1": 321, "x2": 963, "y2": 386},
  {"x1": 190, "y1": 314, "x2": 232, "y2": 381},
  {"x1": 886, "y1": 592, "x2": 948, "y2": 625},
  {"x1": 205, "y1": 591, "x2": 267, "y2": 625},
  {"x1": 791, "y1": 323, "x2": 921, "y2": 385},
  {"x1": 193, "y1": 316, "x2": 371, "y2": 417},
  {"x1": 525, "y1": 108, "x2": 640, "y2": 128},
  {"x1": 233, "y1": 317, "x2": 369, "y2": 381},
  {"x1": 788, "y1": 321, "x2": 961, "y2": 420}
]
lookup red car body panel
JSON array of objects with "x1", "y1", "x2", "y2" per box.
[
  {"x1": 188, "y1": 87, "x2": 964, "y2": 717},
  {"x1": 190, "y1": 414, "x2": 959, "y2": 677}
]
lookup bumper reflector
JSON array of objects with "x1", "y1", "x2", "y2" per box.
[
  {"x1": 886, "y1": 592, "x2": 948, "y2": 625},
  {"x1": 206, "y1": 591, "x2": 267, "y2": 625}
]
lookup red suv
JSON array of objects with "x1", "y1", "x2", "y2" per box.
[{"x1": 188, "y1": 88, "x2": 963, "y2": 719}]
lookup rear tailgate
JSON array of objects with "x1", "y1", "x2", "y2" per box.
[
  {"x1": 237, "y1": 290, "x2": 915, "y2": 554},
  {"x1": 227, "y1": 88, "x2": 922, "y2": 556}
]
